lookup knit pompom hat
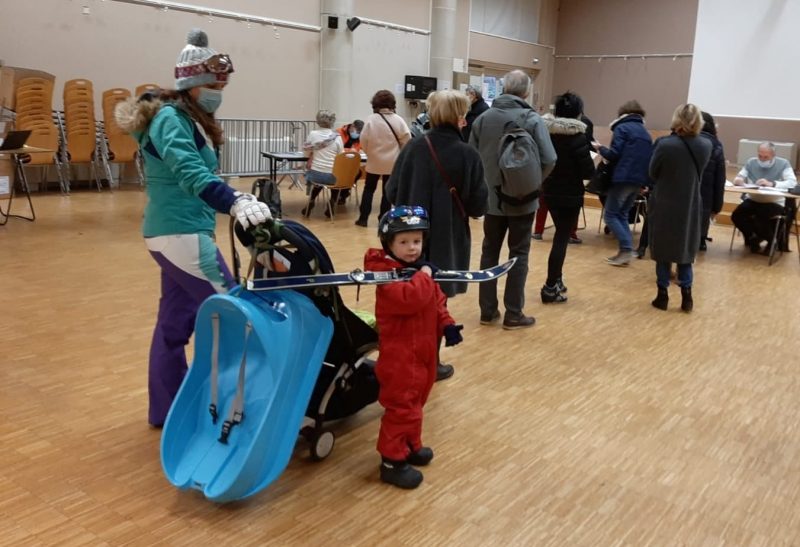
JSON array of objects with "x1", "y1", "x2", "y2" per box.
[{"x1": 174, "y1": 29, "x2": 231, "y2": 90}]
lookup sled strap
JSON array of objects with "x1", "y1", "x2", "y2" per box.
[
  {"x1": 219, "y1": 321, "x2": 252, "y2": 444},
  {"x1": 209, "y1": 313, "x2": 220, "y2": 424}
]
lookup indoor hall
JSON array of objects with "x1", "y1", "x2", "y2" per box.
[{"x1": 1, "y1": 0, "x2": 799, "y2": 545}]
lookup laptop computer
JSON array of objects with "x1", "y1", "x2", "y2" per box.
[{"x1": 0, "y1": 130, "x2": 32, "y2": 151}]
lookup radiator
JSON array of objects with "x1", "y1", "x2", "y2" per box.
[{"x1": 737, "y1": 139, "x2": 797, "y2": 169}]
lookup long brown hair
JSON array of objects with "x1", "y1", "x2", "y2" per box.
[{"x1": 158, "y1": 89, "x2": 224, "y2": 147}]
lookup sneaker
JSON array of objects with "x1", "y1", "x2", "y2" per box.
[
  {"x1": 354, "y1": 218, "x2": 368, "y2": 227},
  {"x1": 502, "y1": 315, "x2": 536, "y2": 330},
  {"x1": 479, "y1": 309, "x2": 501, "y2": 325},
  {"x1": 407, "y1": 446, "x2": 434, "y2": 466},
  {"x1": 532, "y1": 233, "x2": 543, "y2": 240},
  {"x1": 540, "y1": 284, "x2": 567, "y2": 304},
  {"x1": 606, "y1": 251, "x2": 634, "y2": 266},
  {"x1": 568, "y1": 236, "x2": 582, "y2": 244},
  {"x1": 555, "y1": 277, "x2": 568, "y2": 294},
  {"x1": 435, "y1": 363, "x2": 454, "y2": 381},
  {"x1": 380, "y1": 460, "x2": 423, "y2": 489}
]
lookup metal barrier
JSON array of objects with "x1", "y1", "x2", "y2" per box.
[{"x1": 218, "y1": 119, "x2": 315, "y2": 176}]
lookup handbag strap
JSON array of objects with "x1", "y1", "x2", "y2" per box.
[
  {"x1": 680, "y1": 136, "x2": 702, "y2": 179},
  {"x1": 424, "y1": 135, "x2": 468, "y2": 222},
  {"x1": 378, "y1": 112, "x2": 403, "y2": 148}
]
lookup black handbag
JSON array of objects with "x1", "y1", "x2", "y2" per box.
[{"x1": 585, "y1": 161, "x2": 613, "y2": 195}]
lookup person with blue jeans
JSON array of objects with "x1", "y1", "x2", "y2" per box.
[
  {"x1": 593, "y1": 100, "x2": 653, "y2": 266},
  {"x1": 648, "y1": 104, "x2": 711, "y2": 312}
]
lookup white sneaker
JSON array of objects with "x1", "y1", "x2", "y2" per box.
[{"x1": 606, "y1": 251, "x2": 634, "y2": 266}]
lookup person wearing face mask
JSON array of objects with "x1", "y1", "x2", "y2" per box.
[
  {"x1": 333, "y1": 119, "x2": 364, "y2": 204},
  {"x1": 115, "y1": 29, "x2": 272, "y2": 427},
  {"x1": 731, "y1": 142, "x2": 797, "y2": 253}
]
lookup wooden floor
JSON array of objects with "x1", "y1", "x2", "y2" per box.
[{"x1": 1, "y1": 182, "x2": 799, "y2": 546}]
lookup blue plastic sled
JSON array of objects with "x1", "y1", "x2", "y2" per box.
[{"x1": 160, "y1": 289, "x2": 333, "y2": 503}]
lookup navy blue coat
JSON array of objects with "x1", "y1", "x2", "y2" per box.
[{"x1": 599, "y1": 114, "x2": 653, "y2": 187}]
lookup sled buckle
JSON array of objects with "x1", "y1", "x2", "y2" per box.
[{"x1": 209, "y1": 403, "x2": 218, "y2": 424}]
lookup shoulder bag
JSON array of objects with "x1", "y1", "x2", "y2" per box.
[{"x1": 424, "y1": 135, "x2": 468, "y2": 225}]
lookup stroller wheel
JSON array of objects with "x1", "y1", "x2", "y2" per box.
[{"x1": 310, "y1": 430, "x2": 335, "y2": 461}]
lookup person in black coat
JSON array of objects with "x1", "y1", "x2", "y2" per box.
[
  {"x1": 698, "y1": 112, "x2": 726, "y2": 251},
  {"x1": 539, "y1": 92, "x2": 596, "y2": 303},
  {"x1": 462, "y1": 85, "x2": 489, "y2": 142},
  {"x1": 388, "y1": 89, "x2": 488, "y2": 299}
]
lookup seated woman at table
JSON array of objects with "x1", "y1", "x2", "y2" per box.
[{"x1": 302, "y1": 109, "x2": 343, "y2": 217}]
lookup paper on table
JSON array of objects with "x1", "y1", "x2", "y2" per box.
[
  {"x1": 0, "y1": 176, "x2": 9, "y2": 196},
  {"x1": 725, "y1": 180, "x2": 733, "y2": 187}
]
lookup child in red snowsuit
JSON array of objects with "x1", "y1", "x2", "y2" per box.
[{"x1": 365, "y1": 205, "x2": 464, "y2": 489}]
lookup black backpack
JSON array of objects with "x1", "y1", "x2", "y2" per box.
[{"x1": 251, "y1": 178, "x2": 282, "y2": 218}]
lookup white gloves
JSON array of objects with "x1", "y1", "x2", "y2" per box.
[{"x1": 230, "y1": 192, "x2": 272, "y2": 229}]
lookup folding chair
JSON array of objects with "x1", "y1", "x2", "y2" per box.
[{"x1": 304, "y1": 152, "x2": 361, "y2": 221}]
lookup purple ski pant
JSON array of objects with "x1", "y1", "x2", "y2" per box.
[{"x1": 147, "y1": 247, "x2": 234, "y2": 426}]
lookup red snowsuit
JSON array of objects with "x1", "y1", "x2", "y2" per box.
[{"x1": 364, "y1": 248, "x2": 455, "y2": 461}]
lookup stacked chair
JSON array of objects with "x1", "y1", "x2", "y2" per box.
[
  {"x1": 102, "y1": 88, "x2": 143, "y2": 186},
  {"x1": 135, "y1": 83, "x2": 160, "y2": 98},
  {"x1": 14, "y1": 77, "x2": 69, "y2": 193},
  {"x1": 63, "y1": 78, "x2": 104, "y2": 190}
]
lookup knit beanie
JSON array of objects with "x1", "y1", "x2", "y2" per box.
[{"x1": 174, "y1": 29, "x2": 230, "y2": 90}]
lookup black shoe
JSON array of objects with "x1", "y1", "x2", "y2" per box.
[
  {"x1": 652, "y1": 286, "x2": 669, "y2": 311},
  {"x1": 603, "y1": 225, "x2": 611, "y2": 235},
  {"x1": 380, "y1": 460, "x2": 423, "y2": 489},
  {"x1": 555, "y1": 277, "x2": 568, "y2": 294},
  {"x1": 435, "y1": 363, "x2": 454, "y2": 381},
  {"x1": 324, "y1": 207, "x2": 332, "y2": 218},
  {"x1": 532, "y1": 233, "x2": 543, "y2": 240},
  {"x1": 354, "y1": 218, "x2": 368, "y2": 227},
  {"x1": 301, "y1": 202, "x2": 314, "y2": 217},
  {"x1": 635, "y1": 247, "x2": 646, "y2": 259},
  {"x1": 748, "y1": 237, "x2": 762, "y2": 254},
  {"x1": 479, "y1": 309, "x2": 501, "y2": 325},
  {"x1": 680, "y1": 286, "x2": 693, "y2": 313},
  {"x1": 568, "y1": 236, "x2": 582, "y2": 244},
  {"x1": 698, "y1": 241, "x2": 707, "y2": 252},
  {"x1": 502, "y1": 315, "x2": 536, "y2": 330},
  {"x1": 407, "y1": 446, "x2": 434, "y2": 466},
  {"x1": 540, "y1": 283, "x2": 567, "y2": 304}
]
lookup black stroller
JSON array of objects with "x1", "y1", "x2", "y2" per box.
[{"x1": 232, "y1": 218, "x2": 380, "y2": 460}]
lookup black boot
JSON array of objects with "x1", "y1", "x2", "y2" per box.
[
  {"x1": 435, "y1": 363, "x2": 454, "y2": 381},
  {"x1": 540, "y1": 283, "x2": 567, "y2": 304},
  {"x1": 379, "y1": 458, "x2": 423, "y2": 489},
  {"x1": 680, "y1": 286, "x2": 693, "y2": 313},
  {"x1": 407, "y1": 446, "x2": 434, "y2": 466},
  {"x1": 651, "y1": 286, "x2": 669, "y2": 311}
]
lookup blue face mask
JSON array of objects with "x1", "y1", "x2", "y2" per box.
[
  {"x1": 197, "y1": 87, "x2": 223, "y2": 113},
  {"x1": 349, "y1": 131, "x2": 360, "y2": 140}
]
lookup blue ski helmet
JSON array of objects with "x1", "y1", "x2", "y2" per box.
[{"x1": 378, "y1": 205, "x2": 430, "y2": 249}]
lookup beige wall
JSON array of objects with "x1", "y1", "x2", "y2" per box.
[
  {"x1": 553, "y1": 0, "x2": 698, "y2": 130},
  {"x1": 466, "y1": 0, "x2": 559, "y2": 111}
]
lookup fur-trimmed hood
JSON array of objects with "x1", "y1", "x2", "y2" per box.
[
  {"x1": 543, "y1": 114, "x2": 587, "y2": 135},
  {"x1": 115, "y1": 97, "x2": 165, "y2": 136}
]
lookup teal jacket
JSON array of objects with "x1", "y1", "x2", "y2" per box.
[{"x1": 126, "y1": 102, "x2": 221, "y2": 237}]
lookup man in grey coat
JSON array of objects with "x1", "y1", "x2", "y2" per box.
[{"x1": 469, "y1": 70, "x2": 557, "y2": 329}]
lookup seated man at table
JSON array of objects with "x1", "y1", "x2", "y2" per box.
[
  {"x1": 333, "y1": 119, "x2": 364, "y2": 204},
  {"x1": 731, "y1": 142, "x2": 797, "y2": 253}
]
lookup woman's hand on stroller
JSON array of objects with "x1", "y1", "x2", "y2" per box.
[
  {"x1": 444, "y1": 324, "x2": 464, "y2": 347},
  {"x1": 231, "y1": 192, "x2": 273, "y2": 229}
]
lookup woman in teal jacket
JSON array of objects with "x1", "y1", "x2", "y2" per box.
[{"x1": 117, "y1": 29, "x2": 271, "y2": 426}]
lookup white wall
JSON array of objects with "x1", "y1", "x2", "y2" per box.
[{"x1": 688, "y1": 0, "x2": 800, "y2": 120}]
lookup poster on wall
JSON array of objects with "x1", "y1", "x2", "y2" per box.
[{"x1": 482, "y1": 77, "x2": 504, "y2": 106}]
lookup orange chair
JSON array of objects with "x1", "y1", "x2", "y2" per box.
[
  {"x1": 304, "y1": 152, "x2": 362, "y2": 220},
  {"x1": 101, "y1": 88, "x2": 143, "y2": 186},
  {"x1": 135, "y1": 83, "x2": 160, "y2": 97}
]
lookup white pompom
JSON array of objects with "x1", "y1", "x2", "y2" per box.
[{"x1": 187, "y1": 28, "x2": 209, "y2": 47}]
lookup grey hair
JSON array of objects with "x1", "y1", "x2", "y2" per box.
[
  {"x1": 759, "y1": 141, "x2": 775, "y2": 152},
  {"x1": 503, "y1": 70, "x2": 531, "y2": 98},
  {"x1": 316, "y1": 109, "x2": 336, "y2": 128},
  {"x1": 465, "y1": 85, "x2": 483, "y2": 100}
]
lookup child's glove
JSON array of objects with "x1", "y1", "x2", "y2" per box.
[{"x1": 443, "y1": 324, "x2": 464, "y2": 347}]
